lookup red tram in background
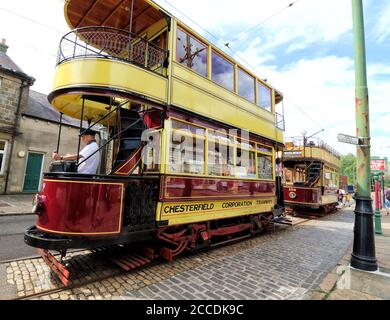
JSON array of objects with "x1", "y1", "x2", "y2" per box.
[
  {"x1": 24, "y1": 0, "x2": 287, "y2": 285},
  {"x1": 282, "y1": 137, "x2": 340, "y2": 216}
]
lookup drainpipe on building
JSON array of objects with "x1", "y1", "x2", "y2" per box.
[{"x1": 3, "y1": 80, "x2": 27, "y2": 195}]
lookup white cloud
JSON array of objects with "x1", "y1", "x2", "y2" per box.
[
  {"x1": 0, "y1": 1, "x2": 70, "y2": 93},
  {"x1": 376, "y1": 2, "x2": 390, "y2": 42},
  {"x1": 233, "y1": 50, "x2": 389, "y2": 157},
  {"x1": 156, "y1": 0, "x2": 352, "y2": 53}
]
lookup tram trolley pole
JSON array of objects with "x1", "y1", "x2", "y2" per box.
[{"x1": 350, "y1": 0, "x2": 378, "y2": 272}]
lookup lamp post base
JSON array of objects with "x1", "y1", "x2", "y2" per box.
[
  {"x1": 351, "y1": 196, "x2": 378, "y2": 272},
  {"x1": 375, "y1": 209, "x2": 383, "y2": 235}
]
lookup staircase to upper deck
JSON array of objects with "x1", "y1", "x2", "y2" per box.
[
  {"x1": 113, "y1": 109, "x2": 147, "y2": 170},
  {"x1": 305, "y1": 161, "x2": 322, "y2": 187}
]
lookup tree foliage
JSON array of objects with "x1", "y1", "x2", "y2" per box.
[{"x1": 340, "y1": 153, "x2": 357, "y2": 186}]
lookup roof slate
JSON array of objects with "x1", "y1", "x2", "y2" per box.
[{"x1": 25, "y1": 90, "x2": 81, "y2": 127}]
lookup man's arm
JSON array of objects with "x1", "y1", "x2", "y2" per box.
[{"x1": 52, "y1": 152, "x2": 83, "y2": 161}]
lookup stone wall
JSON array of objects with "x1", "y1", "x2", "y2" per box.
[
  {"x1": 0, "y1": 71, "x2": 30, "y2": 193},
  {"x1": 0, "y1": 72, "x2": 29, "y2": 130}
]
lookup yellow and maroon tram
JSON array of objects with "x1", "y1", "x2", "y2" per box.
[
  {"x1": 25, "y1": 0, "x2": 286, "y2": 283},
  {"x1": 282, "y1": 137, "x2": 340, "y2": 215}
]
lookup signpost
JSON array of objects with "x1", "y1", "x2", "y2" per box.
[{"x1": 337, "y1": 133, "x2": 362, "y2": 146}]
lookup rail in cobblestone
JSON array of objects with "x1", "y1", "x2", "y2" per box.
[{"x1": 2, "y1": 212, "x2": 352, "y2": 300}]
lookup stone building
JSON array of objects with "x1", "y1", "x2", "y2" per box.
[{"x1": 0, "y1": 39, "x2": 81, "y2": 194}]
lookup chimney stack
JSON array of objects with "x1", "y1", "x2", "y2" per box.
[{"x1": 0, "y1": 38, "x2": 9, "y2": 54}]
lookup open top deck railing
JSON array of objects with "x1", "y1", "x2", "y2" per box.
[
  {"x1": 56, "y1": 26, "x2": 169, "y2": 76},
  {"x1": 285, "y1": 137, "x2": 341, "y2": 159}
]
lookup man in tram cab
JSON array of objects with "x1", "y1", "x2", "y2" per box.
[{"x1": 52, "y1": 129, "x2": 100, "y2": 174}]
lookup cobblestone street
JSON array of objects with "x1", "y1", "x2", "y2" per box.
[
  {"x1": 122, "y1": 210, "x2": 354, "y2": 300},
  {"x1": 0, "y1": 209, "x2": 355, "y2": 300}
]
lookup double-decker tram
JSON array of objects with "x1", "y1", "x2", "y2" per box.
[
  {"x1": 24, "y1": 0, "x2": 286, "y2": 284},
  {"x1": 282, "y1": 137, "x2": 340, "y2": 216}
]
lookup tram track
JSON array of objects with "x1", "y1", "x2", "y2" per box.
[
  {"x1": 7, "y1": 216, "x2": 315, "y2": 300},
  {"x1": 0, "y1": 249, "x2": 86, "y2": 265},
  {"x1": 13, "y1": 266, "x2": 128, "y2": 300}
]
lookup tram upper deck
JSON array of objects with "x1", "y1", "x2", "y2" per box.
[
  {"x1": 49, "y1": 0, "x2": 284, "y2": 144},
  {"x1": 283, "y1": 137, "x2": 340, "y2": 168}
]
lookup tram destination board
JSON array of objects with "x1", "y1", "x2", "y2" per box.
[{"x1": 337, "y1": 133, "x2": 362, "y2": 146}]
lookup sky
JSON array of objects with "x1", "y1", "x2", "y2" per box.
[{"x1": 0, "y1": 0, "x2": 389, "y2": 158}]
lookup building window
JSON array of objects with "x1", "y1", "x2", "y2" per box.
[
  {"x1": 0, "y1": 140, "x2": 8, "y2": 175},
  {"x1": 258, "y1": 82, "x2": 272, "y2": 112},
  {"x1": 176, "y1": 27, "x2": 207, "y2": 77},
  {"x1": 237, "y1": 68, "x2": 255, "y2": 103},
  {"x1": 211, "y1": 50, "x2": 234, "y2": 91}
]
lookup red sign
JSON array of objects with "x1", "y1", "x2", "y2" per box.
[{"x1": 370, "y1": 159, "x2": 386, "y2": 171}]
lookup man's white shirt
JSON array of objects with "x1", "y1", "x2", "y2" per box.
[{"x1": 78, "y1": 141, "x2": 100, "y2": 174}]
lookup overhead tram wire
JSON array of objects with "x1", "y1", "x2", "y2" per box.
[
  {"x1": 161, "y1": 0, "x2": 263, "y2": 76},
  {"x1": 161, "y1": 0, "x2": 326, "y2": 134},
  {"x1": 224, "y1": 0, "x2": 301, "y2": 48},
  {"x1": 285, "y1": 96, "x2": 324, "y2": 131},
  {"x1": 0, "y1": 7, "x2": 65, "y2": 35}
]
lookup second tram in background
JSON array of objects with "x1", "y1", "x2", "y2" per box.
[{"x1": 282, "y1": 137, "x2": 340, "y2": 216}]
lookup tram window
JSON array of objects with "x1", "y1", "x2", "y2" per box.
[
  {"x1": 236, "y1": 148, "x2": 256, "y2": 178},
  {"x1": 171, "y1": 119, "x2": 205, "y2": 136},
  {"x1": 169, "y1": 128, "x2": 205, "y2": 175},
  {"x1": 257, "y1": 145, "x2": 272, "y2": 154},
  {"x1": 176, "y1": 28, "x2": 207, "y2": 77},
  {"x1": 208, "y1": 141, "x2": 234, "y2": 177},
  {"x1": 142, "y1": 130, "x2": 161, "y2": 173},
  {"x1": 237, "y1": 68, "x2": 255, "y2": 103},
  {"x1": 149, "y1": 31, "x2": 168, "y2": 69},
  {"x1": 284, "y1": 168, "x2": 293, "y2": 183},
  {"x1": 258, "y1": 82, "x2": 272, "y2": 112},
  {"x1": 211, "y1": 50, "x2": 234, "y2": 91},
  {"x1": 294, "y1": 167, "x2": 306, "y2": 183},
  {"x1": 258, "y1": 154, "x2": 273, "y2": 180},
  {"x1": 150, "y1": 30, "x2": 167, "y2": 50}
]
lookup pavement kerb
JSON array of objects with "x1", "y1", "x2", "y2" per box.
[
  {"x1": 306, "y1": 246, "x2": 352, "y2": 300},
  {"x1": 0, "y1": 212, "x2": 35, "y2": 217}
]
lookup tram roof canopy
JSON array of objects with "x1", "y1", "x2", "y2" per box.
[{"x1": 64, "y1": 0, "x2": 167, "y2": 34}]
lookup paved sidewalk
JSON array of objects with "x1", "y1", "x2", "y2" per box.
[
  {"x1": 307, "y1": 210, "x2": 390, "y2": 300},
  {"x1": 0, "y1": 194, "x2": 34, "y2": 215}
]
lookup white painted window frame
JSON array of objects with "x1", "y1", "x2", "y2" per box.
[{"x1": 0, "y1": 140, "x2": 8, "y2": 175}]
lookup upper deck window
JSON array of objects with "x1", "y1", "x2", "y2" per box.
[
  {"x1": 211, "y1": 50, "x2": 234, "y2": 91},
  {"x1": 176, "y1": 28, "x2": 207, "y2": 77},
  {"x1": 258, "y1": 82, "x2": 272, "y2": 112},
  {"x1": 238, "y1": 68, "x2": 255, "y2": 103}
]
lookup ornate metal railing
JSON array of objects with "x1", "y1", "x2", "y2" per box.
[
  {"x1": 286, "y1": 137, "x2": 341, "y2": 158},
  {"x1": 56, "y1": 26, "x2": 169, "y2": 75},
  {"x1": 276, "y1": 112, "x2": 285, "y2": 131}
]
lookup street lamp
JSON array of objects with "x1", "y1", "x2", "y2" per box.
[{"x1": 350, "y1": 0, "x2": 378, "y2": 272}]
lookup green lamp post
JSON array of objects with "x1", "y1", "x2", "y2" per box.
[
  {"x1": 350, "y1": 0, "x2": 378, "y2": 271},
  {"x1": 373, "y1": 174, "x2": 383, "y2": 235}
]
